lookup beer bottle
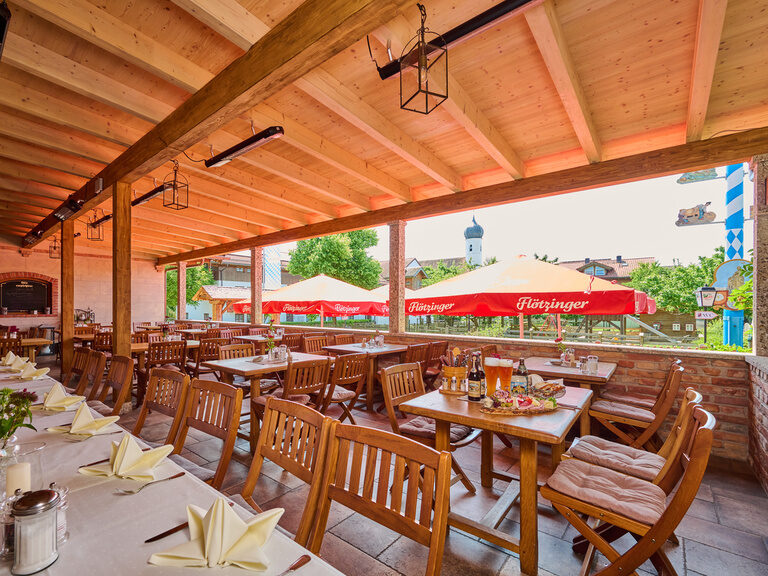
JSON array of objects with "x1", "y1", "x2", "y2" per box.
[
  {"x1": 477, "y1": 353, "x2": 486, "y2": 398},
  {"x1": 467, "y1": 354, "x2": 482, "y2": 402},
  {"x1": 511, "y1": 357, "x2": 529, "y2": 395}
]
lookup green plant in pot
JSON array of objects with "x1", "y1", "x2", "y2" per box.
[{"x1": 0, "y1": 388, "x2": 37, "y2": 454}]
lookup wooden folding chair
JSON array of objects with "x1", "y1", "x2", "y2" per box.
[
  {"x1": 381, "y1": 363, "x2": 479, "y2": 493},
  {"x1": 131, "y1": 331, "x2": 148, "y2": 343},
  {"x1": 204, "y1": 328, "x2": 221, "y2": 339},
  {"x1": 423, "y1": 341, "x2": 447, "y2": 389},
  {"x1": 93, "y1": 331, "x2": 112, "y2": 355},
  {"x1": 248, "y1": 327, "x2": 268, "y2": 336},
  {"x1": 589, "y1": 362, "x2": 684, "y2": 450},
  {"x1": 87, "y1": 355, "x2": 134, "y2": 416},
  {"x1": 62, "y1": 347, "x2": 90, "y2": 390},
  {"x1": 319, "y1": 353, "x2": 367, "y2": 423},
  {"x1": 133, "y1": 368, "x2": 190, "y2": 446},
  {"x1": 240, "y1": 397, "x2": 331, "y2": 546},
  {"x1": 309, "y1": 422, "x2": 452, "y2": 576},
  {"x1": 301, "y1": 335, "x2": 327, "y2": 354},
  {"x1": 219, "y1": 343, "x2": 255, "y2": 360},
  {"x1": 185, "y1": 338, "x2": 228, "y2": 379},
  {"x1": 541, "y1": 407, "x2": 716, "y2": 576},
  {"x1": 136, "y1": 340, "x2": 187, "y2": 405},
  {"x1": 72, "y1": 349, "x2": 106, "y2": 397},
  {"x1": 146, "y1": 331, "x2": 164, "y2": 343},
  {"x1": 173, "y1": 378, "x2": 243, "y2": 490},
  {"x1": 600, "y1": 359, "x2": 683, "y2": 409},
  {"x1": 332, "y1": 334, "x2": 354, "y2": 345},
  {"x1": 404, "y1": 343, "x2": 430, "y2": 379},
  {"x1": 283, "y1": 333, "x2": 303, "y2": 352}
]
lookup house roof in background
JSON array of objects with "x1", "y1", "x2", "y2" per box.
[
  {"x1": 192, "y1": 285, "x2": 251, "y2": 302},
  {"x1": 557, "y1": 257, "x2": 656, "y2": 279}
]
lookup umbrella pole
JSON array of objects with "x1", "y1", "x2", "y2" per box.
[
  {"x1": 320, "y1": 306, "x2": 324, "y2": 328},
  {"x1": 557, "y1": 314, "x2": 562, "y2": 338},
  {"x1": 518, "y1": 313, "x2": 524, "y2": 339}
]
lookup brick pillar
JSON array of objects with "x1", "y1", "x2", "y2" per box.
[
  {"x1": 177, "y1": 261, "x2": 186, "y2": 321},
  {"x1": 250, "y1": 248, "x2": 263, "y2": 325},
  {"x1": 389, "y1": 220, "x2": 406, "y2": 333},
  {"x1": 752, "y1": 155, "x2": 768, "y2": 356}
]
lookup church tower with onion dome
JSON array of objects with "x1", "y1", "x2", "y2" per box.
[{"x1": 464, "y1": 216, "x2": 484, "y2": 266}]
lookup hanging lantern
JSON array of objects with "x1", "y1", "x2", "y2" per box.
[
  {"x1": 86, "y1": 210, "x2": 104, "y2": 241},
  {"x1": 49, "y1": 236, "x2": 61, "y2": 259},
  {"x1": 163, "y1": 160, "x2": 189, "y2": 210},
  {"x1": 694, "y1": 286, "x2": 717, "y2": 307},
  {"x1": 400, "y1": 4, "x2": 447, "y2": 115}
]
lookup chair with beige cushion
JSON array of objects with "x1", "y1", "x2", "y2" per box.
[
  {"x1": 61, "y1": 347, "x2": 90, "y2": 390},
  {"x1": 71, "y1": 349, "x2": 107, "y2": 397},
  {"x1": 133, "y1": 368, "x2": 189, "y2": 446},
  {"x1": 589, "y1": 361, "x2": 684, "y2": 450},
  {"x1": 88, "y1": 355, "x2": 134, "y2": 416},
  {"x1": 423, "y1": 341, "x2": 447, "y2": 389},
  {"x1": 136, "y1": 340, "x2": 187, "y2": 405},
  {"x1": 301, "y1": 335, "x2": 328, "y2": 354},
  {"x1": 185, "y1": 338, "x2": 228, "y2": 379},
  {"x1": 318, "y1": 353, "x2": 367, "y2": 424},
  {"x1": 380, "y1": 363, "x2": 480, "y2": 493},
  {"x1": 599, "y1": 359, "x2": 683, "y2": 409},
  {"x1": 541, "y1": 407, "x2": 715, "y2": 576}
]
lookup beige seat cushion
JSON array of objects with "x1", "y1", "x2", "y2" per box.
[
  {"x1": 546, "y1": 459, "x2": 666, "y2": 525},
  {"x1": 330, "y1": 387, "x2": 356, "y2": 402},
  {"x1": 251, "y1": 387, "x2": 311, "y2": 407},
  {"x1": 567, "y1": 436, "x2": 665, "y2": 482},
  {"x1": 86, "y1": 400, "x2": 114, "y2": 417},
  {"x1": 600, "y1": 389, "x2": 655, "y2": 409},
  {"x1": 400, "y1": 416, "x2": 473, "y2": 443},
  {"x1": 590, "y1": 399, "x2": 655, "y2": 423}
]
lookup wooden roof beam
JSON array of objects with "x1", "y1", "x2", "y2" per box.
[
  {"x1": 0, "y1": 175, "x2": 69, "y2": 201},
  {"x1": 296, "y1": 68, "x2": 463, "y2": 191},
  {"x1": 23, "y1": 0, "x2": 412, "y2": 248},
  {"x1": 0, "y1": 136, "x2": 102, "y2": 179},
  {"x1": 131, "y1": 216, "x2": 234, "y2": 246},
  {"x1": 686, "y1": 0, "x2": 729, "y2": 142},
  {"x1": 0, "y1": 157, "x2": 84, "y2": 191},
  {"x1": 156, "y1": 124, "x2": 768, "y2": 265},
  {"x1": 524, "y1": 0, "x2": 601, "y2": 162},
  {"x1": 373, "y1": 18, "x2": 525, "y2": 179},
  {"x1": 169, "y1": 0, "x2": 270, "y2": 51}
]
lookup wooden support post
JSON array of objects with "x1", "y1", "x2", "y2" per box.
[
  {"x1": 212, "y1": 301, "x2": 222, "y2": 321},
  {"x1": 250, "y1": 247, "x2": 263, "y2": 325},
  {"x1": 112, "y1": 181, "x2": 131, "y2": 357},
  {"x1": 177, "y1": 261, "x2": 186, "y2": 321},
  {"x1": 60, "y1": 219, "x2": 74, "y2": 374},
  {"x1": 752, "y1": 155, "x2": 768, "y2": 356},
  {"x1": 389, "y1": 220, "x2": 406, "y2": 333}
]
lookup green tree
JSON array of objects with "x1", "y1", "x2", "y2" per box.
[
  {"x1": 534, "y1": 253, "x2": 559, "y2": 263},
  {"x1": 421, "y1": 260, "x2": 472, "y2": 287},
  {"x1": 628, "y1": 247, "x2": 725, "y2": 315},
  {"x1": 287, "y1": 230, "x2": 381, "y2": 289},
  {"x1": 166, "y1": 265, "x2": 215, "y2": 317}
]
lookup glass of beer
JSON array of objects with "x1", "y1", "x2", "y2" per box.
[
  {"x1": 484, "y1": 357, "x2": 500, "y2": 396},
  {"x1": 498, "y1": 359, "x2": 515, "y2": 393}
]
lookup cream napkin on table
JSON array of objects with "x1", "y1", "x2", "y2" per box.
[
  {"x1": 47, "y1": 403, "x2": 119, "y2": 436},
  {"x1": 18, "y1": 363, "x2": 50, "y2": 381},
  {"x1": 79, "y1": 434, "x2": 173, "y2": 481},
  {"x1": 149, "y1": 498, "x2": 284, "y2": 571},
  {"x1": 9, "y1": 357, "x2": 32, "y2": 372},
  {"x1": 1, "y1": 351, "x2": 17, "y2": 366},
  {"x1": 32, "y1": 382, "x2": 84, "y2": 411}
]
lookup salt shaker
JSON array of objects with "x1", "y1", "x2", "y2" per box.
[{"x1": 11, "y1": 489, "x2": 59, "y2": 575}]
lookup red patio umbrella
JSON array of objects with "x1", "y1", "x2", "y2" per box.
[
  {"x1": 405, "y1": 256, "x2": 642, "y2": 317},
  {"x1": 232, "y1": 274, "x2": 388, "y2": 318}
]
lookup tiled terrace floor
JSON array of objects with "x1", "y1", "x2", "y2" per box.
[{"x1": 47, "y1": 357, "x2": 768, "y2": 575}]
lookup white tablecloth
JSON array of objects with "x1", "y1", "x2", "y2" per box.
[{"x1": 0, "y1": 370, "x2": 343, "y2": 575}]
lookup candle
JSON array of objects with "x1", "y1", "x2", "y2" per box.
[{"x1": 6, "y1": 463, "x2": 31, "y2": 495}]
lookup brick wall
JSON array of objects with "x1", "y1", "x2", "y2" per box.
[{"x1": 748, "y1": 357, "x2": 768, "y2": 493}]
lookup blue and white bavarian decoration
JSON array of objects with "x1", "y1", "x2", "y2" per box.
[{"x1": 723, "y1": 164, "x2": 745, "y2": 346}]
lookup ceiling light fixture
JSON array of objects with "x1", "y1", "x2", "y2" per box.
[
  {"x1": 86, "y1": 210, "x2": 104, "y2": 241},
  {"x1": 163, "y1": 160, "x2": 189, "y2": 210},
  {"x1": 53, "y1": 196, "x2": 84, "y2": 221},
  {"x1": 49, "y1": 236, "x2": 61, "y2": 259},
  {"x1": 400, "y1": 4, "x2": 447, "y2": 115},
  {"x1": 0, "y1": 1, "x2": 11, "y2": 62},
  {"x1": 89, "y1": 181, "x2": 166, "y2": 229},
  {"x1": 204, "y1": 125, "x2": 284, "y2": 168}
]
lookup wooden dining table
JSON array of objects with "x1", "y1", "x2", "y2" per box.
[
  {"x1": 202, "y1": 352, "x2": 328, "y2": 451},
  {"x1": 399, "y1": 386, "x2": 592, "y2": 576},
  {"x1": 235, "y1": 334, "x2": 284, "y2": 353},
  {"x1": 322, "y1": 342, "x2": 408, "y2": 411},
  {"x1": 20, "y1": 337, "x2": 53, "y2": 362},
  {"x1": 524, "y1": 356, "x2": 617, "y2": 436}
]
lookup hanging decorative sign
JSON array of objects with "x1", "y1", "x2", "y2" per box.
[
  {"x1": 710, "y1": 259, "x2": 751, "y2": 311},
  {"x1": 695, "y1": 311, "x2": 718, "y2": 320},
  {"x1": 675, "y1": 202, "x2": 716, "y2": 226}
]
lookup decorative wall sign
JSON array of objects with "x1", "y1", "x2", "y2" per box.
[{"x1": 0, "y1": 278, "x2": 51, "y2": 313}]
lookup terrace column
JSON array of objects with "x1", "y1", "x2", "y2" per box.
[
  {"x1": 250, "y1": 247, "x2": 263, "y2": 325},
  {"x1": 177, "y1": 261, "x2": 186, "y2": 321},
  {"x1": 112, "y1": 181, "x2": 131, "y2": 357},
  {"x1": 752, "y1": 155, "x2": 768, "y2": 356},
  {"x1": 60, "y1": 219, "x2": 74, "y2": 373},
  {"x1": 389, "y1": 220, "x2": 406, "y2": 333}
]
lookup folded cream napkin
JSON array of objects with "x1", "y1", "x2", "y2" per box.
[
  {"x1": 47, "y1": 403, "x2": 119, "y2": 436},
  {"x1": 1, "y1": 351, "x2": 16, "y2": 366},
  {"x1": 9, "y1": 357, "x2": 32, "y2": 372},
  {"x1": 149, "y1": 498, "x2": 284, "y2": 571},
  {"x1": 33, "y1": 382, "x2": 84, "y2": 412},
  {"x1": 19, "y1": 363, "x2": 50, "y2": 381},
  {"x1": 79, "y1": 434, "x2": 173, "y2": 481}
]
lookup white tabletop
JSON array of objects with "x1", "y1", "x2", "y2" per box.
[{"x1": 0, "y1": 369, "x2": 343, "y2": 576}]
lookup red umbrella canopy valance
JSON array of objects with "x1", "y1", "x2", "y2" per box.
[
  {"x1": 405, "y1": 257, "x2": 642, "y2": 317},
  {"x1": 232, "y1": 274, "x2": 388, "y2": 317}
]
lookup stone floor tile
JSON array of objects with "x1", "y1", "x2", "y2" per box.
[
  {"x1": 232, "y1": 468, "x2": 292, "y2": 506},
  {"x1": 685, "y1": 539, "x2": 768, "y2": 576},
  {"x1": 185, "y1": 437, "x2": 225, "y2": 461},
  {"x1": 179, "y1": 448, "x2": 208, "y2": 466},
  {"x1": 259, "y1": 458, "x2": 307, "y2": 489},
  {"x1": 203, "y1": 458, "x2": 251, "y2": 491},
  {"x1": 678, "y1": 515, "x2": 768, "y2": 564},
  {"x1": 330, "y1": 513, "x2": 401, "y2": 557},
  {"x1": 705, "y1": 470, "x2": 767, "y2": 501},
  {"x1": 313, "y1": 532, "x2": 402, "y2": 576},
  {"x1": 713, "y1": 492, "x2": 768, "y2": 536},
  {"x1": 686, "y1": 497, "x2": 719, "y2": 523},
  {"x1": 498, "y1": 555, "x2": 557, "y2": 576}
]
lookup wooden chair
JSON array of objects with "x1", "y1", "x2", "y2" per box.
[
  {"x1": 146, "y1": 332, "x2": 164, "y2": 343},
  {"x1": 301, "y1": 335, "x2": 328, "y2": 354},
  {"x1": 240, "y1": 397, "x2": 331, "y2": 546},
  {"x1": 589, "y1": 362, "x2": 685, "y2": 450},
  {"x1": 136, "y1": 340, "x2": 187, "y2": 405},
  {"x1": 62, "y1": 347, "x2": 90, "y2": 390},
  {"x1": 319, "y1": 353, "x2": 367, "y2": 424},
  {"x1": 87, "y1": 355, "x2": 134, "y2": 416},
  {"x1": 283, "y1": 332, "x2": 303, "y2": 352},
  {"x1": 423, "y1": 341, "x2": 447, "y2": 388},
  {"x1": 185, "y1": 338, "x2": 228, "y2": 379},
  {"x1": 72, "y1": 349, "x2": 107, "y2": 397},
  {"x1": 541, "y1": 407, "x2": 716, "y2": 576},
  {"x1": 250, "y1": 357, "x2": 332, "y2": 451},
  {"x1": 600, "y1": 359, "x2": 683, "y2": 409},
  {"x1": 381, "y1": 363, "x2": 479, "y2": 493},
  {"x1": 219, "y1": 343, "x2": 255, "y2": 360},
  {"x1": 133, "y1": 368, "x2": 190, "y2": 446},
  {"x1": 0, "y1": 338, "x2": 23, "y2": 357},
  {"x1": 332, "y1": 334, "x2": 354, "y2": 345},
  {"x1": 220, "y1": 329, "x2": 234, "y2": 341},
  {"x1": 173, "y1": 378, "x2": 243, "y2": 490},
  {"x1": 404, "y1": 343, "x2": 430, "y2": 378},
  {"x1": 204, "y1": 328, "x2": 221, "y2": 339},
  {"x1": 248, "y1": 327, "x2": 268, "y2": 336},
  {"x1": 74, "y1": 326, "x2": 94, "y2": 336},
  {"x1": 131, "y1": 331, "x2": 148, "y2": 343},
  {"x1": 309, "y1": 422, "x2": 452, "y2": 576},
  {"x1": 93, "y1": 331, "x2": 112, "y2": 358}
]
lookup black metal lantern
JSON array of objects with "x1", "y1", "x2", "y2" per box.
[
  {"x1": 400, "y1": 4, "x2": 447, "y2": 115},
  {"x1": 694, "y1": 286, "x2": 717, "y2": 307},
  {"x1": 49, "y1": 236, "x2": 61, "y2": 259},
  {"x1": 163, "y1": 160, "x2": 188, "y2": 210},
  {"x1": 86, "y1": 210, "x2": 104, "y2": 241}
]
